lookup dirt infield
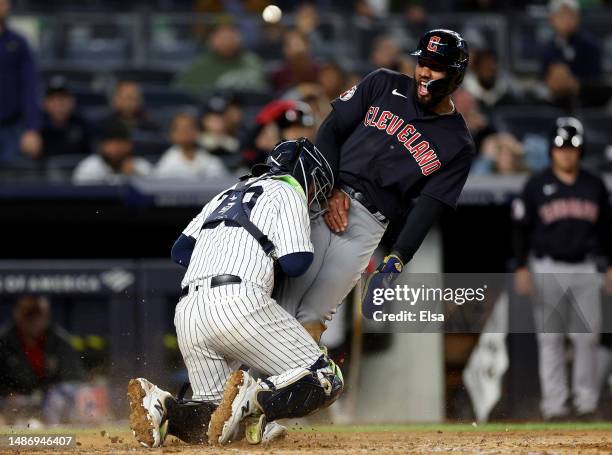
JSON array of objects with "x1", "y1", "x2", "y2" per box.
[{"x1": 2, "y1": 424, "x2": 612, "y2": 454}]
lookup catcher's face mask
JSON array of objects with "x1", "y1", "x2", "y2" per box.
[{"x1": 265, "y1": 138, "x2": 334, "y2": 217}]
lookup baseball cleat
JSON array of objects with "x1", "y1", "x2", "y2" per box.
[
  {"x1": 244, "y1": 415, "x2": 288, "y2": 444},
  {"x1": 127, "y1": 378, "x2": 171, "y2": 448},
  {"x1": 262, "y1": 421, "x2": 288, "y2": 444},
  {"x1": 208, "y1": 370, "x2": 260, "y2": 445}
]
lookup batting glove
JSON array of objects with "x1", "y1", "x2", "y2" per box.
[
  {"x1": 361, "y1": 254, "x2": 404, "y2": 319},
  {"x1": 375, "y1": 254, "x2": 404, "y2": 274}
]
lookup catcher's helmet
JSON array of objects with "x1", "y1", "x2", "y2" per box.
[
  {"x1": 253, "y1": 138, "x2": 334, "y2": 211},
  {"x1": 410, "y1": 29, "x2": 469, "y2": 97},
  {"x1": 550, "y1": 116, "x2": 584, "y2": 155}
]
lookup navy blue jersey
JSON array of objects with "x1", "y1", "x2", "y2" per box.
[
  {"x1": 330, "y1": 68, "x2": 475, "y2": 221},
  {"x1": 513, "y1": 168, "x2": 611, "y2": 263}
]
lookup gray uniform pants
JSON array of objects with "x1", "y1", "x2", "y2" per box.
[
  {"x1": 276, "y1": 196, "x2": 388, "y2": 323},
  {"x1": 530, "y1": 257, "x2": 602, "y2": 417}
]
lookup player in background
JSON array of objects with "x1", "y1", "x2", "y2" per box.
[
  {"x1": 275, "y1": 29, "x2": 476, "y2": 340},
  {"x1": 127, "y1": 139, "x2": 343, "y2": 447},
  {"x1": 513, "y1": 116, "x2": 612, "y2": 421}
]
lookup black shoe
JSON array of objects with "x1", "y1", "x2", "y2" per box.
[
  {"x1": 575, "y1": 411, "x2": 598, "y2": 422},
  {"x1": 545, "y1": 413, "x2": 572, "y2": 423}
]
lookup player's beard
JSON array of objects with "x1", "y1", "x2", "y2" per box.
[{"x1": 413, "y1": 81, "x2": 445, "y2": 109}]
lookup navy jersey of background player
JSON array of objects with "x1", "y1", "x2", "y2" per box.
[
  {"x1": 331, "y1": 68, "x2": 476, "y2": 221},
  {"x1": 513, "y1": 168, "x2": 612, "y2": 264}
]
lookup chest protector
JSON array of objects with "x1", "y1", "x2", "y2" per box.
[{"x1": 201, "y1": 178, "x2": 275, "y2": 256}]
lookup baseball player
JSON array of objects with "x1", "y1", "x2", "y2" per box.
[
  {"x1": 275, "y1": 29, "x2": 476, "y2": 341},
  {"x1": 127, "y1": 139, "x2": 343, "y2": 447},
  {"x1": 513, "y1": 116, "x2": 612, "y2": 421}
]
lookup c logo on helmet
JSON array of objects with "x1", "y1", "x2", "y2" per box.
[{"x1": 427, "y1": 36, "x2": 441, "y2": 52}]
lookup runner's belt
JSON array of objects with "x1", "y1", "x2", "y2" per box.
[{"x1": 340, "y1": 184, "x2": 387, "y2": 223}]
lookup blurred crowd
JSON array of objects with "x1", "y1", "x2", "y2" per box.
[
  {"x1": 1, "y1": 0, "x2": 612, "y2": 183},
  {"x1": 0, "y1": 296, "x2": 109, "y2": 426}
]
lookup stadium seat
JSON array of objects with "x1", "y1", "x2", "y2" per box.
[
  {"x1": 73, "y1": 89, "x2": 109, "y2": 108},
  {"x1": 82, "y1": 106, "x2": 111, "y2": 124},
  {"x1": 578, "y1": 109, "x2": 612, "y2": 143},
  {"x1": 131, "y1": 131, "x2": 170, "y2": 157},
  {"x1": 41, "y1": 67, "x2": 99, "y2": 86},
  {"x1": 113, "y1": 68, "x2": 176, "y2": 86},
  {"x1": 46, "y1": 154, "x2": 88, "y2": 182},
  {"x1": 148, "y1": 106, "x2": 200, "y2": 132},
  {"x1": 493, "y1": 105, "x2": 565, "y2": 141},
  {"x1": 141, "y1": 86, "x2": 200, "y2": 109}
]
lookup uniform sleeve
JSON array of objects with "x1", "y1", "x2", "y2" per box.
[
  {"x1": 330, "y1": 69, "x2": 386, "y2": 132},
  {"x1": 420, "y1": 149, "x2": 474, "y2": 209},
  {"x1": 181, "y1": 206, "x2": 207, "y2": 238},
  {"x1": 596, "y1": 178, "x2": 612, "y2": 263},
  {"x1": 512, "y1": 177, "x2": 538, "y2": 267},
  {"x1": 392, "y1": 195, "x2": 447, "y2": 264},
  {"x1": 272, "y1": 185, "x2": 313, "y2": 258}
]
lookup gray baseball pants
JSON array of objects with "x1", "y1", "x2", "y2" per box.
[
  {"x1": 530, "y1": 257, "x2": 602, "y2": 418},
  {"x1": 276, "y1": 196, "x2": 388, "y2": 324}
]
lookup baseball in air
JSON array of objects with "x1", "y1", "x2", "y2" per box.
[{"x1": 262, "y1": 5, "x2": 282, "y2": 23}]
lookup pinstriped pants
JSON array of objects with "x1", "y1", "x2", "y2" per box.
[{"x1": 174, "y1": 280, "x2": 322, "y2": 403}]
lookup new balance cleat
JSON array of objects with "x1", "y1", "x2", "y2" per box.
[
  {"x1": 127, "y1": 378, "x2": 172, "y2": 448},
  {"x1": 207, "y1": 370, "x2": 261, "y2": 445}
]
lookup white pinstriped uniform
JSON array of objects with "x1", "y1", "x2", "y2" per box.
[{"x1": 174, "y1": 177, "x2": 322, "y2": 402}]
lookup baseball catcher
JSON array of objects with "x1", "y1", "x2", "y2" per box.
[{"x1": 127, "y1": 139, "x2": 343, "y2": 447}]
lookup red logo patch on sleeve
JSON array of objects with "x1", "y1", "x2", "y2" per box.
[{"x1": 340, "y1": 85, "x2": 357, "y2": 101}]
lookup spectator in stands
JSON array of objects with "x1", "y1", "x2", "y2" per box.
[
  {"x1": 453, "y1": 89, "x2": 497, "y2": 152},
  {"x1": 294, "y1": 2, "x2": 332, "y2": 60},
  {"x1": 317, "y1": 61, "x2": 347, "y2": 102},
  {"x1": 219, "y1": 91, "x2": 243, "y2": 140},
  {"x1": 541, "y1": 0, "x2": 602, "y2": 82},
  {"x1": 155, "y1": 112, "x2": 227, "y2": 180},
  {"x1": 531, "y1": 61, "x2": 580, "y2": 111},
  {"x1": 463, "y1": 48, "x2": 522, "y2": 111},
  {"x1": 100, "y1": 80, "x2": 160, "y2": 134},
  {"x1": 175, "y1": 22, "x2": 267, "y2": 97},
  {"x1": 399, "y1": 3, "x2": 429, "y2": 38},
  {"x1": 0, "y1": 295, "x2": 84, "y2": 398},
  {"x1": 241, "y1": 99, "x2": 316, "y2": 169},
  {"x1": 351, "y1": 0, "x2": 389, "y2": 60},
  {"x1": 73, "y1": 122, "x2": 152, "y2": 184},
  {"x1": 253, "y1": 20, "x2": 285, "y2": 61},
  {"x1": 368, "y1": 35, "x2": 413, "y2": 75},
  {"x1": 0, "y1": 0, "x2": 42, "y2": 164},
  {"x1": 275, "y1": 101, "x2": 316, "y2": 142},
  {"x1": 270, "y1": 30, "x2": 319, "y2": 92},
  {"x1": 199, "y1": 95, "x2": 241, "y2": 172},
  {"x1": 283, "y1": 82, "x2": 330, "y2": 127},
  {"x1": 39, "y1": 76, "x2": 92, "y2": 160},
  {"x1": 472, "y1": 133, "x2": 528, "y2": 175}
]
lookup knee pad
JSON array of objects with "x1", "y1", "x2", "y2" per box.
[{"x1": 256, "y1": 356, "x2": 344, "y2": 421}]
